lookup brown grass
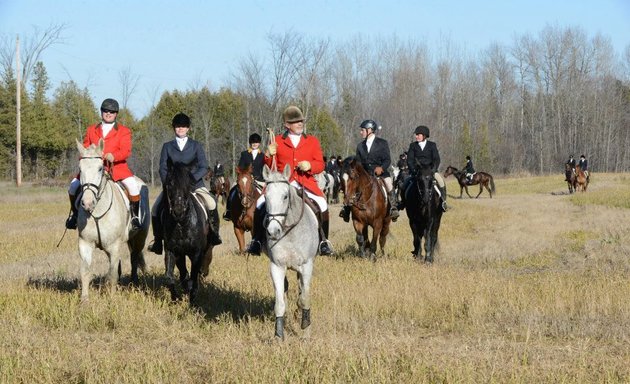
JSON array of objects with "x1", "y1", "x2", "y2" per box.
[{"x1": 1, "y1": 173, "x2": 629, "y2": 383}]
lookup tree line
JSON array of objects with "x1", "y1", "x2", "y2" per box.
[{"x1": 1, "y1": 24, "x2": 629, "y2": 185}]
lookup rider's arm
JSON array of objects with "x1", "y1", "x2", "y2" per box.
[
  {"x1": 191, "y1": 141, "x2": 209, "y2": 182},
  {"x1": 109, "y1": 126, "x2": 132, "y2": 162}
]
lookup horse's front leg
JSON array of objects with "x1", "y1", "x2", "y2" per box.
[
  {"x1": 234, "y1": 227, "x2": 246, "y2": 253},
  {"x1": 104, "y1": 240, "x2": 125, "y2": 295},
  {"x1": 78, "y1": 238, "x2": 95, "y2": 303},
  {"x1": 165, "y1": 250, "x2": 178, "y2": 301},
  {"x1": 296, "y1": 259, "x2": 314, "y2": 332},
  {"x1": 352, "y1": 220, "x2": 366, "y2": 257},
  {"x1": 270, "y1": 262, "x2": 288, "y2": 341},
  {"x1": 464, "y1": 185, "x2": 473, "y2": 198},
  {"x1": 370, "y1": 221, "x2": 382, "y2": 262},
  {"x1": 176, "y1": 255, "x2": 189, "y2": 295},
  {"x1": 188, "y1": 251, "x2": 203, "y2": 305},
  {"x1": 409, "y1": 222, "x2": 421, "y2": 259},
  {"x1": 459, "y1": 185, "x2": 464, "y2": 199},
  {"x1": 475, "y1": 184, "x2": 483, "y2": 198}
]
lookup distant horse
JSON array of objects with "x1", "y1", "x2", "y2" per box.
[
  {"x1": 262, "y1": 164, "x2": 319, "y2": 341},
  {"x1": 575, "y1": 164, "x2": 589, "y2": 192},
  {"x1": 405, "y1": 165, "x2": 444, "y2": 263},
  {"x1": 341, "y1": 158, "x2": 391, "y2": 261},
  {"x1": 444, "y1": 165, "x2": 496, "y2": 198},
  {"x1": 329, "y1": 167, "x2": 342, "y2": 204},
  {"x1": 228, "y1": 165, "x2": 260, "y2": 253},
  {"x1": 315, "y1": 171, "x2": 335, "y2": 204},
  {"x1": 163, "y1": 163, "x2": 214, "y2": 304},
  {"x1": 206, "y1": 170, "x2": 230, "y2": 205},
  {"x1": 564, "y1": 163, "x2": 577, "y2": 194},
  {"x1": 75, "y1": 139, "x2": 149, "y2": 302}
]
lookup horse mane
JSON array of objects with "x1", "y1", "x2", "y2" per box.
[{"x1": 166, "y1": 163, "x2": 195, "y2": 194}]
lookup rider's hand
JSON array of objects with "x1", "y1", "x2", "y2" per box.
[
  {"x1": 297, "y1": 161, "x2": 311, "y2": 172},
  {"x1": 104, "y1": 153, "x2": 114, "y2": 162},
  {"x1": 267, "y1": 143, "x2": 277, "y2": 156},
  {"x1": 374, "y1": 166, "x2": 384, "y2": 176}
]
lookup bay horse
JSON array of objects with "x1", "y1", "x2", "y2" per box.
[
  {"x1": 444, "y1": 165, "x2": 496, "y2": 198},
  {"x1": 228, "y1": 165, "x2": 260, "y2": 253},
  {"x1": 341, "y1": 158, "x2": 391, "y2": 261},
  {"x1": 207, "y1": 171, "x2": 230, "y2": 205},
  {"x1": 75, "y1": 139, "x2": 149, "y2": 302},
  {"x1": 575, "y1": 164, "x2": 589, "y2": 192},
  {"x1": 405, "y1": 165, "x2": 444, "y2": 263},
  {"x1": 163, "y1": 163, "x2": 214, "y2": 304},
  {"x1": 565, "y1": 163, "x2": 577, "y2": 194},
  {"x1": 262, "y1": 164, "x2": 319, "y2": 341}
]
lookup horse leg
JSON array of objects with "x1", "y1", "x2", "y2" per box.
[
  {"x1": 176, "y1": 255, "x2": 189, "y2": 294},
  {"x1": 270, "y1": 262, "x2": 288, "y2": 341},
  {"x1": 234, "y1": 227, "x2": 245, "y2": 254},
  {"x1": 465, "y1": 185, "x2": 473, "y2": 198},
  {"x1": 459, "y1": 185, "x2": 464, "y2": 199},
  {"x1": 188, "y1": 251, "x2": 203, "y2": 305},
  {"x1": 165, "y1": 251, "x2": 179, "y2": 301},
  {"x1": 105, "y1": 240, "x2": 124, "y2": 295},
  {"x1": 379, "y1": 220, "x2": 390, "y2": 256},
  {"x1": 353, "y1": 221, "x2": 366, "y2": 257},
  {"x1": 297, "y1": 259, "x2": 314, "y2": 332},
  {"x1": 370, "y1": 222, "x2": 382, "y2": 262},
  {"x1": 200, "y1": 245, "x2": 213, "y2": 280},
  {"x1": 475, "y1": 184, "x2": 483, "y2": 198},
  {"x1": 409, "y1": 223, "x2": 421, "y2": 259},
  {"x1": 78, "y1": 238, "x2": 95, "y2": 303}
]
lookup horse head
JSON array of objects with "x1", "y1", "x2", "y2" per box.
[
  {"x1": 77, "y1": 138, "x2": 106, "y2": 213},
  {"x1": 414, "y1": 166, "x2": 436, "y2": 205},
  {"x1": 262, "y1": 164, "x2": 294, "y2": 241},
  {"x1": 236, "y1": 165, "x2": 256, "y2": 208},
  {"x1": 165, "y1": 163, "x2": 195, "y2": 222},
  {"x1": 342, "y1": 158, "x2": 369, "y2": 207}
]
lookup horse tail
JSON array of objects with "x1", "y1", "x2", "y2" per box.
[{"x1": 489, "y1": 176, "x2": 496, "y2": 194}]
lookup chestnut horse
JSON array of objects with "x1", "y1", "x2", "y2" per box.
[
  {"x1": 575, "y1": 164, "x2": 589, "y2": 192},
  {"x1": 206, "y1": 169, "x2": 230, "y2": 205},
  {"x1": 341, "y1": 158, "x2": 391, "y2": 261},
  {"x1": 228, "y1": 165, "x2": 260, "y2": 253},
  {"x1": 444, "y1": 166, "x2": 496, "y2": 198}
]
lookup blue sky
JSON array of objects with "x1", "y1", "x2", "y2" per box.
[{"x1": 1, "y1": 0, "x2": 629, "y2": 118}]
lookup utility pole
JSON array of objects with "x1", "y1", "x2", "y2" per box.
[{"x1": 16, "y1": 35, "x2": 22, "y2": 187}]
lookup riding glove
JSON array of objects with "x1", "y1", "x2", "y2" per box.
[
  {"x1": 267, "y1": 143, "x2": 277, "y2": 156},
  {"x1": 104, "y1": 153, "x2": 114, "y2": 162},
  {"x1": 297, "y1": 161, "x2": 311, "y2": 171}
]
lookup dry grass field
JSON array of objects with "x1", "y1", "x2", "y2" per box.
[{"x1": 1, "y1": 173, "x2": 629, "y2": 383}]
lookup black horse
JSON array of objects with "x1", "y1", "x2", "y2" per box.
[
  {"x1": 404, "y1": 165, "x2": 444, "y2": 263},
  {"x1": 162, "y1": 163, "x2": 214, "y2": 304}
]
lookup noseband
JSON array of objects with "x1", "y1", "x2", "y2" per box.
[
  {"x1": 264, "y1": 179, "x2": 306, "y2": 245},
  {"x1": 80, "y1": 156, "x2": 113, "y2": 219}
]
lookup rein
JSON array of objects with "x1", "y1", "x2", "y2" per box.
[
  {"x1": 79, "y1": 156, "x2": 116, "y2": 248},
  {"x1": 346, "y1": 172, "x2": 376, "y2": 211},
  {"x1": 264, "y1": 179, "x2": 307, "y2": 249}
]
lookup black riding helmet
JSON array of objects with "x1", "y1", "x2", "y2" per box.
[
  {"x1": 360, "y1": 119, "x2": 379, "y2": 132},
  {"x1": 414, "y1": 125, "x2": 430, "y2": 138},
  {"x1": 249, "y1": 133, "x2": 262, "y2": 144},
  {"x1": 100, "y1": 98, "x2": 119, "y2": 112},
  {"x1": 172, "y1": 112, "x2": 191, "y2": 128}
]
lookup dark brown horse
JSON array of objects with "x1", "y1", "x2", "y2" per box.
[
  {"x1": 575, "y1": 164, "x2": 588, "y2": 192},
  {"x1": 565, "y1": 163, "x2": 577, "y2": 194},
  {"x1": 206, "y1": 169, "x2": 230, "y2": 205},
  {"x1": 444, "y1": 166, "x2": 496, "y2": 198},
  {"x1": 341, "y1": 158, "x2": 391, "y2": 261},
  {"x1": 228, "y1": 165, "x2": 261, "y2": 253}
]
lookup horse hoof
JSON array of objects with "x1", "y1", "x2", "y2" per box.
[
  {"x1": 274, "y1": 316, "x2": 285, "y2": 341},
  {"x1": 301, "y1": 309, "x2": 311, "y2": 330}
]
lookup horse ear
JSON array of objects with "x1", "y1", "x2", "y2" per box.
[
  {"x1": 282, "y1": 164, "x2": 291, "y2": 179},
  {"x1": 263, "y1": 164, "x2": 271, "y2": 180},
  {"x1": 76, "y1": 139, "x2": 84, "y2": 154}
]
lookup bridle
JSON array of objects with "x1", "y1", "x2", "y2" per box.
[
  {"x1": 237, "y1": 172, "x2": 257, "y2": 209},
  {"x1": 264, "y1": 179, "x2": 306, "y2": 248},
  {"x1": 344, "y1": 169, "x2": 373, "y2": 210},
  {"x1": 79, "y1": 156, "x2": 114, "y2": 220}
]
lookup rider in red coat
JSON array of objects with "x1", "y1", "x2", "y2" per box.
[
  {"x1": 246, "y1": 106, "x2": 333, "y2": 256},
  {"x1": 65, "y1": 98, "x2": 142, "y2": 230}
]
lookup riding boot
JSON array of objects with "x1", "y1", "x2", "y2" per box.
[
  {"x1": 147, "y1": 215, "x2": 163, "y2": 255},
  {"x1": 129, "y1": 198, "x2": 141, "y2": 229},
  {"x1": 223, "y1": 186, "x2": 236, "y2": 221},
  {"x1": 388, "y1": 190, "x2": 399, "y2": 222},
  {"x1": 397, "y1": 178, "x2": 410, "y2": 211},
  {"x1": 339, "y1": 205, "x2": 351, "y2": 222},
  {"x1": 439, "y1": 186, "x2": 448, "y2": 212},
  {"x1": 208, "y1": 208, "x2": 222, "y2": 245},
  {"x1": 319, "y1": 210, "x2": 333, "y2": 255},
  {"x1": 65, "y1": 194, "x2": 78, "y2": 230},
  {"x1": 246, "y1": 205, "x2": 266, "y2": 256}
]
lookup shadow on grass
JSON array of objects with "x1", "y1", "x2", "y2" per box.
[{"x1": 26, "y1": 271, "x2": 274, "y2": 324}]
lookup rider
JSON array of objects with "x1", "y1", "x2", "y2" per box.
[
  {"x1": 340, "y1": 119, "x2": 399, "y2": 222},
  {"x1": 223, "y1": 132, "x2": 265, "y2": 221},
  {"x1": 245, "y1": 105, "x2": 333, "y2": 256},
  {"x1": 65, "y1": 98, "x2": 142, "y2": 230},
  {"x1": 464, "y1": 155, "x2": 475, "y2": 184},
  {"x1": 398, "y1": 125, "x2": 448, "y2": 212},
  {"x1": 578, "y1": 154, "x2": 589, "y2": 180},
  {"x1": 213, "y1": 159, "x2": 225, "y2": 186},
  {"x1": 148, "y1": 113, "x2": 222, "y2": 255}
]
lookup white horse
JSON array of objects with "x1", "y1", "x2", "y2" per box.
[
  {"x1": 76, "y1": 139, "x2": 149, "y2": 302},
  {"x1": 262, "y1": 164, "x2": 319, "y2": 340},
  {"x1": 315, "y1": 171, "x2": 334, "y2": 204}
]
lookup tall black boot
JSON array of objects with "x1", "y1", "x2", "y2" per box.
[
  {"x1": 223, "y1": 186, "x2": 237, "y2": 221},
  {"x1": 246, "y1": 205, "x2": 266, "y2": 256},
  {"x1": 339, "y1": 205, "x2": 351, "y2": 222},
  {"x1": 388, "y1": 190, "x2": 399, "y2": 222},
  {"x1": 147, "y1": 215, "x2": 163, "y2": 254},
  {"x1": 130, "y1": 198, "x2": 141, "y2": 229},
  {"x1": 65, "y1": 194, "x2": 78, "y2": 229},
  {"x1": 319, "y1": 210, "x2": 333, "y2": 255},
  {"x1": 397, "y1": 178, "x2": 411, "y2": 211},
  {"x1": 208, "y1": 208, "x2": 222, "y2": 245}
]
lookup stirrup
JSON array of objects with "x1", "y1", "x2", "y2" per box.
[
  {"x1": 131, "y1": 216, "x2": 141, "y2": 229},
  {"x1": 65, "y1": 214, "x2": 78, "y2": 230},
  {"x1": 441, "y1": 201, "x2": 448, "y2": 212},
  {"x1": 222, "y1": 212, "x2": 231, "y2": 222},
  {"x1": 246, "y1": 240, "x2": 262, "y2": 256},
  {"x1": 319, "y1": 240, "x2": 333, "y2": 256}
]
